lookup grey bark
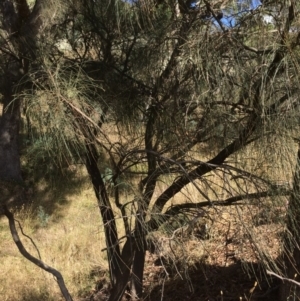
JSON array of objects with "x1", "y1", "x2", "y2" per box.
[{"x1": 1, "y1": 205, "x2": 74, "y2": 301}]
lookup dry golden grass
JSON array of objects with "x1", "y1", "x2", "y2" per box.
[
  {"x1": 0, "y1": 123, "x2": 297, "y2": 301},
  {"x1": 0, "y1": 176, "x2": 109, "y2": 301}
]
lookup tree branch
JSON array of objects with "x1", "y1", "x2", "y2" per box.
[
  {"x1": 148, "y1": 188, "x2": 290, "y2": 231},
  {"x1": 150, "y1": 113, "x2": 259, "y2": 217},
  {"x1": 267, "y1": 269, "x2": 300, "y2": 287},
  {"x1": 2, "y1": 205, "x2": 73, "y2": 301}
]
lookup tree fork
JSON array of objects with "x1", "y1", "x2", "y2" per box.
[{"x1": 85, "y1": 144, "x2": 136, "y2": 301}]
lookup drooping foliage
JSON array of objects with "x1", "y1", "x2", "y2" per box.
[{"x1": 1, "y1": 1, "x2": 300, "y2": 301}]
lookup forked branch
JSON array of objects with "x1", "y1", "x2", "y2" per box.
[{"x1": 267, "y1": 270, "x2": 300, "y2": 287}]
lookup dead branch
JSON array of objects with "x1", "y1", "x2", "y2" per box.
[
  {"x1": 2, "y1": 205, "x2": 74, "y2": 301},
  {"x1": 267, "y1": 270, "x2": 300, "y2": 287}
]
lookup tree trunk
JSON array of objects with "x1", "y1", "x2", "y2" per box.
[
  {"x1": 0, "y1": 0, "x2": 44, "y2": 204},
  {"x1": 0, "y1": 89, "x2": 24, "y2": 206},
  {"x1": 85, "y1": 144, "x2": 135, "y2": 301},
  {"x1": 0, "y1": 0, "x2": 25, "y2": 203},
  {"x1": 280, "y1": 143, "x2": 300, "y2": 301},
  {"x1": 0, "y1": 79, "x2": 22, "y2": 183},
  {"x1": 130, "y1": 209, "x2": 147, "y2": 300},
  {"x1": 108, "y1": 237, "x2": 135, "y2": 301},
  {"x1": 130, "y1": 242, "x2": 146, "y2": 300}
]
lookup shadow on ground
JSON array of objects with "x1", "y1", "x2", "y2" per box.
[
  {"x1": 88, "y1": 258, "x2": 280, "y2": 301},
  {"x1": 144, "y1": 260, "x2": 279, "y2": 301}
]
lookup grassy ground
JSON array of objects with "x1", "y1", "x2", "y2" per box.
[
  {"x1": 0, "y1": 130, "x2": 296, "y2": 300},
  {"x1": 0, "y1": 172, "x2": 108, "y2": 301},
  {"x1": 0, "y1": 175, "x2": 287, "y2": 301}
]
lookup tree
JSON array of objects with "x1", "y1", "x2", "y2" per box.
[
  {"x1": 0, "y1": 0, "x2": 74, "y2": 300},
  {"x1": 1, "y1": 1, "x2": 300, "y2": 301},
  {"x1": 61, "y1": 1, "x2": 300, "y2": 300}
]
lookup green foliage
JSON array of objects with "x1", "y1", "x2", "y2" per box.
[
  {"x1": 102, "y1": 167, "x2": 114, "y2": 186},
  {"x1": 2, "y1": 0, "x2": 300, "y2": 300},
  {"x1": 37, "y1": 206, "x2": 50, "y2": 227}
]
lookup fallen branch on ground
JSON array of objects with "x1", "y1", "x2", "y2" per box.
[{"x1": 266, "y1": 270, "x2": 300, "y2": 287}]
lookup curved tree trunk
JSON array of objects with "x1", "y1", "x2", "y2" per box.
[{"x1": 2, "y1": 205, "x2": 74, "y2": 301}]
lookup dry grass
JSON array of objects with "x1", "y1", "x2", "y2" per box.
[
  {"x1": 0, "y1": 172, "x2": 290, "y2": 301},
  {"x1": 0, "y1": 174, "x2": 109, "y2": 301},
  {"x1": 0, "y1": 124, "x2": 297, "y2": 301}
]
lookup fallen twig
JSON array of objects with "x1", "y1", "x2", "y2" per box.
[{"x1": 266, "y1": 270, "x2": 300, "y2": 287}]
